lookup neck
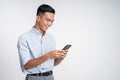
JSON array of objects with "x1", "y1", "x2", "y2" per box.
[{"x1": 34, "y1": 24, "x2": 45, "y2": 36}]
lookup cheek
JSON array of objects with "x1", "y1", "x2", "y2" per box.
[
  {"x1": 39, "y1": 20, "x2": 45, "y2": 26},
  {"x1": 41, "y1": 20, "x2": 47, "y2": 25}
]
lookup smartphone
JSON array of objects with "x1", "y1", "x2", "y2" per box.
[{"x1": 62, "y1": 44, "x2": 72, "y2": 50}]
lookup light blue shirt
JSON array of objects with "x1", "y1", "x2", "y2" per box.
[{"x1": 17, "y1": 27, "x2": 56, "y2": 74}]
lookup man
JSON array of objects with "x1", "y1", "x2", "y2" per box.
[{"x1": 17, "y1": 4, "x2": 67, "y2": 80}]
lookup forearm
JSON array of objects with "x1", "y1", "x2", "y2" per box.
[
  {"x1": 24, "y1": 54, "x2": 49, "y2": 69},
  {"x1": 54, "y1": 50, "x2": 67, "y2": 66},
  {"x1": 54, "y1": 58, "x2": 64, "y2": 66},
  {"x1": 24, "y1": 50, "x2": 67, "y2": 69}
]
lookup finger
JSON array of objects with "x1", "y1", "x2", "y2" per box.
[{"x1": 62, "y1": 50, "x2": 67, "y2": 54}]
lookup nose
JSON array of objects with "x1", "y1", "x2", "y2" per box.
[{"x1": 48, "y1": 21, "x2": 53, "y2": 26}]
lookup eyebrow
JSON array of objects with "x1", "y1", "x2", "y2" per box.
[{"x1": 46, "y1": 18, "x2": 54, "y2": 22}]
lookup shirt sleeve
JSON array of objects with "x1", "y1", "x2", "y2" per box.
[{"x1": 17, "y1": 37, "x2": 32, "y2": 66}]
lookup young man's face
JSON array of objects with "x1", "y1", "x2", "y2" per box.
[{"x1": 37, "y1": 12, "x2": 55, "y2": 32}]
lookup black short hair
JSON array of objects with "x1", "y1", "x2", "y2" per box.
[{"x1": 37, "y1": 4, "x2": 55, "y2": 15}]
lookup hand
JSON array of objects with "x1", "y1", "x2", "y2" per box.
[
  {"x1": 48, "y1": 50, "x2": 68, "y2": 59},
  {"x1": 61, "y1": 50, "x2": 68, "y2": 58}
]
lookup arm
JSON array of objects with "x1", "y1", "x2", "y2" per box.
[
  {"x1": 54, "y1": 50, "x2": 67, "y2": 66},
  {"x1": 54, "y1": 58, "x2": 64, "y2": 66},
  {"x1": 17, "y1": 37, "x2": 50, "y2": 70},
  {"x1": 24, "y1": 54, "x2": 49, "y2": 69},
  {"x1": 24, "y1": 50, "x2": 67, "y2": 69}
]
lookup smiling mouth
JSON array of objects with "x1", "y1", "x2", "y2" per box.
[{"x1": 45, "y1": 25, "x2": 49, "y2": 29}]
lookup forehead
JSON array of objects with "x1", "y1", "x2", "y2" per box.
[{"x1": 42, "y1": 12, "x2": 55, "y2": 19}]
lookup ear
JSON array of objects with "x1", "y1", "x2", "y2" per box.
[{"x1": 36, "y1": 15, "x2": 41, "y2": 22}]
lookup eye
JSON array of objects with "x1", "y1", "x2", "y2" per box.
[
  {"x1": 46, "y1": 19, "x2": 50, "y2": 22},
  {"x1": 46, "y1": 18, "x2": 54, "y2": 23}
]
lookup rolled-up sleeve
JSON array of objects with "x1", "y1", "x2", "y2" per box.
[{"x1": 17, "y1": 37, "x2": 32, "y2": 66}]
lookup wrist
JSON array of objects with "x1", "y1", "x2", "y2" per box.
[{"x1": 46, "y1": 52, "x2": 51, "y2": 59}]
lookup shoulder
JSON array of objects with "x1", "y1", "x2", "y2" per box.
[{"x1": 18, "y1": 30, "x2": 32, "y2": 41}]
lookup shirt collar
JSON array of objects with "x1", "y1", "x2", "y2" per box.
[
  {"x1": 32, "y1": 27, "x2": 46, "y2": 36},
  {"x1": 32, "y1": 27, "x2": 41, "y2": 35}
]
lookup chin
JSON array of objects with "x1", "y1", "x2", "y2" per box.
[
  {"x1": 43, "y1": 30, "x2": 47, "y2": 32},
  {"x1": 44, "y1": 28, "x2": 48, "y2": 31}
]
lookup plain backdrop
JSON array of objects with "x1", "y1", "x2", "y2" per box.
[{"x1": 0, "y1": 0, "x2": 120, "y2": 80}]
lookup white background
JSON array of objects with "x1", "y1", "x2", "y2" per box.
[{"x1": 0, "y1": 0, "x2": 120, "y2": 80}]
